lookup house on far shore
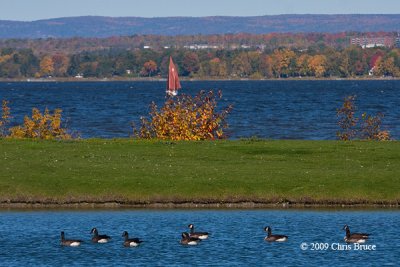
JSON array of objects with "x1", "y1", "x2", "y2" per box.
[
  {"x1": 350, "y1": 36, "x2": 394, "y2": 48},
  {"x1": 395, "y1": 36, "x2": 400, "y2": 48}
]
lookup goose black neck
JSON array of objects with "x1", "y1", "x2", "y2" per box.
[
  {"x1": 267, "y1": 228, "x2": 272, "y2": 237},
  {"x1": 345, "y1": 228, "x2": 351, "y2": 238}
]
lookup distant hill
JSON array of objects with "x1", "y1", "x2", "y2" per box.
[{"x1": 0, "y1": 14, "x2": 399, "y2": 39}]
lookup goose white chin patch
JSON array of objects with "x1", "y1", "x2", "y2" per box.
[{"x1": 98, "y1": 239, "x2": 108, "y2": 243}]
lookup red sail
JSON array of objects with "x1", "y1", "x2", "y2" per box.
[{"x1": 166, "y1": 56, "x2": 181, "y2": 95}]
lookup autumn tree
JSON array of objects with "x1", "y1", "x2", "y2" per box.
[
  {"x1": 247, "y1": 51, "x2": 262, "y2": 76},
  {"x1": 337, "y1": 95, "x2": 358, "y2": 141},
  {"x1": 52, "y1": 54, "x2": 69, "y2": 77},
  {"x1": 0, "y1": 50, "x2": 20, "y2": 78},
  {"x1": 231, "y1": 52, "x2": 252, "y2": 77},
  {"x1": 323, "y1": 48, "x2": 343, "y2": 77},
  {"x1": 259, "y1": 55, "x2": 273, "y2": 78},
  {"x1": 182, "y1": 52, "x2": 200, "y2": 76},
  {"x1": 39, "y1": 55, "x2": 54, "y2": 77},
  {"x1": 308, "y1": 55, "x2": 327, "y2": 77},
  {"x1": 271, "y1": 48, "x2": 296, "y2": 78},
  {"x1": 159, "y1": 56, "x2": 171, "y2": 77},
  {"x1": 338, "y1": 53, "x2": 350, "y2": 77},
  {"x1": 205, "y1": 58, "x2": 227, "y2": 77},
  {"x1": 12, "y1": 49, "x2": 39, "y2": 77},
  {"x1": 375, "y1": 57, "x2": 399, "y2": 77},
  {"x1": 0, "y1": 54, "x2": 12, "y2": 64},
  {"x1": 140, "y1": 60, "x2": 158, "y2": 77},
  {"x1": 296, "y1": 54, "x2": 311, "y2": 77},
  {"x1": 343, "y1": 46, "x2": 368, "y2": 76}
]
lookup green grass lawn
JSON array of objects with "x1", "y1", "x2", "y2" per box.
[{"x1": 0, "y1": 139, "x2": 399, "y2": 205}]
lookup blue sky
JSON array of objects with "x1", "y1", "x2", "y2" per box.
[{"x1": 2, "y1": 0, "x2": 399, "y2": 21}]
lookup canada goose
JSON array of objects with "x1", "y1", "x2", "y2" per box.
[
  {"x1": 188, "y1": 224, "x2": 209, "y2": 240},
  {"x1": 264, "y1": 226, "x2": 288, "y2": 242},
  {"x1": 180, "y1": 232, "x2": 201, "y2": 245},
  {"x1": 343, "y1": 225, "x2": 369, "y2": 243},
  {"x1": 90, "y1": 227, "x2": 111, "y2": 243},
  {"x1": 122, "y1": 231, "x2": 143, "y2": 247},
  {"x1": 60, "y1": 231, "x2": 82, "y2": 247}
]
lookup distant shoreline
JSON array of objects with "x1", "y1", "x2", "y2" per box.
[{"x1": 0, "y1": 76, "x2": 399, "y2": 83}]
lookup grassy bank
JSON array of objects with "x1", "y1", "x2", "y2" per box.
[{"x1": 0, "y1": 139, "x2": 399, "y2": 206}]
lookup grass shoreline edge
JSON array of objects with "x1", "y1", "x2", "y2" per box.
[
  {"x1": 1, "y1": 200, "x2": 399, "y2": 209},
  {"x1": 1, "y1": 139, "x2": 399, "y2": 209}
]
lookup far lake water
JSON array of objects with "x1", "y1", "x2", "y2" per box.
[
  {"x1": 0, "y1": 209, "x2": 399, "y2": 266},
  {"x1": 0, "y1": 80, "x2": 399, "y2": 139}
]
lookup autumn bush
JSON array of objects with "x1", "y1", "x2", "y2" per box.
[
  {"x1": 336, "y1": 95, "x2": 358, "y2": 141},
  {"x1": 9, "y1": 107, "x2": 71, "y2": 140},
  {"x1": 360, "y1": 112, "x2": 391, "y2": 141},
  {"x1": 0, "y1": 100, "x2": 11, "y2": 137},
  {"x1": 337, "y1": 95, "x2": 391, "y2": 141},
  {"x1": 134, "y1": 90, "x2": 232, "y2": 140}
]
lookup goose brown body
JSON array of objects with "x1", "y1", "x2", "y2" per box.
[
  {"x1": 90, "y1": 227, "x2": 111, "y2": 243},
  {"x1": 343, "y1": 225, "x2": 369, "y2": 243},
  {"x1": 188, "y1": 224, "x2": 209, "y2": 240},
  {"x1": 264, "y1": 226, "x2": 288, "y2": 242},
  {"x1": 180, "y1": 232, "x2": 201, "y2": 245},
  {"x1": 60, "y1": 231, "x2": 82, "y2": 247},
  {"x1": 122, "y1": 231, "x2": 143, "y2": 247}
]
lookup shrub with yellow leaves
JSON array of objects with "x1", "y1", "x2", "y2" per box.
[
  {"x1": 9, "y1": 107, "x2": 71, "y2": 140},
  {"x1": 135, "y1": 90, "x2": 232, "y2": 140},
  {"x1": 0, "y1": 100, "x2": 11, "y2": 137},
  {"x1": 361, "y1": 112, "x2": 391, "y2": 141},
  {"x1": 337, "y1": 95, "x2": 392, "y2": 141},
  {"x1": 336, "y1": 95, "x2": 358, "y2": 141}
]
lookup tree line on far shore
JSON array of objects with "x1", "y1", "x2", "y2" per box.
[{"x1": 0, "y1": 44, "x2": 399, "y2": 79}]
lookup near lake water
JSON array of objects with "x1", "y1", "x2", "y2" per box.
[
  {"x1": 0, "y1": 209, "x2": 399, "y2": 266},
  {"x1": 0, "y1": 80, "x2": 399, "y2": 139}
]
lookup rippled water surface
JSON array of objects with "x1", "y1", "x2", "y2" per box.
[
  {"x1": 0, "y1": 209, "x2": 399, "y2": 266},
  {"x1": 0, "y1": 80, "x2": 399, "y2": 139}
]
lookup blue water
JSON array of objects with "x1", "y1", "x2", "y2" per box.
[
  {"x1": 0, "y1": 80, "x2": 399, "y2": 139},
  {"x1": 0, "y1": 209, "x2": 398, "y2": 266}
]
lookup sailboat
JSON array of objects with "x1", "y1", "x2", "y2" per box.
[{"x1": 166, "y1": 56, "x2": 181, "y2": 96}]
